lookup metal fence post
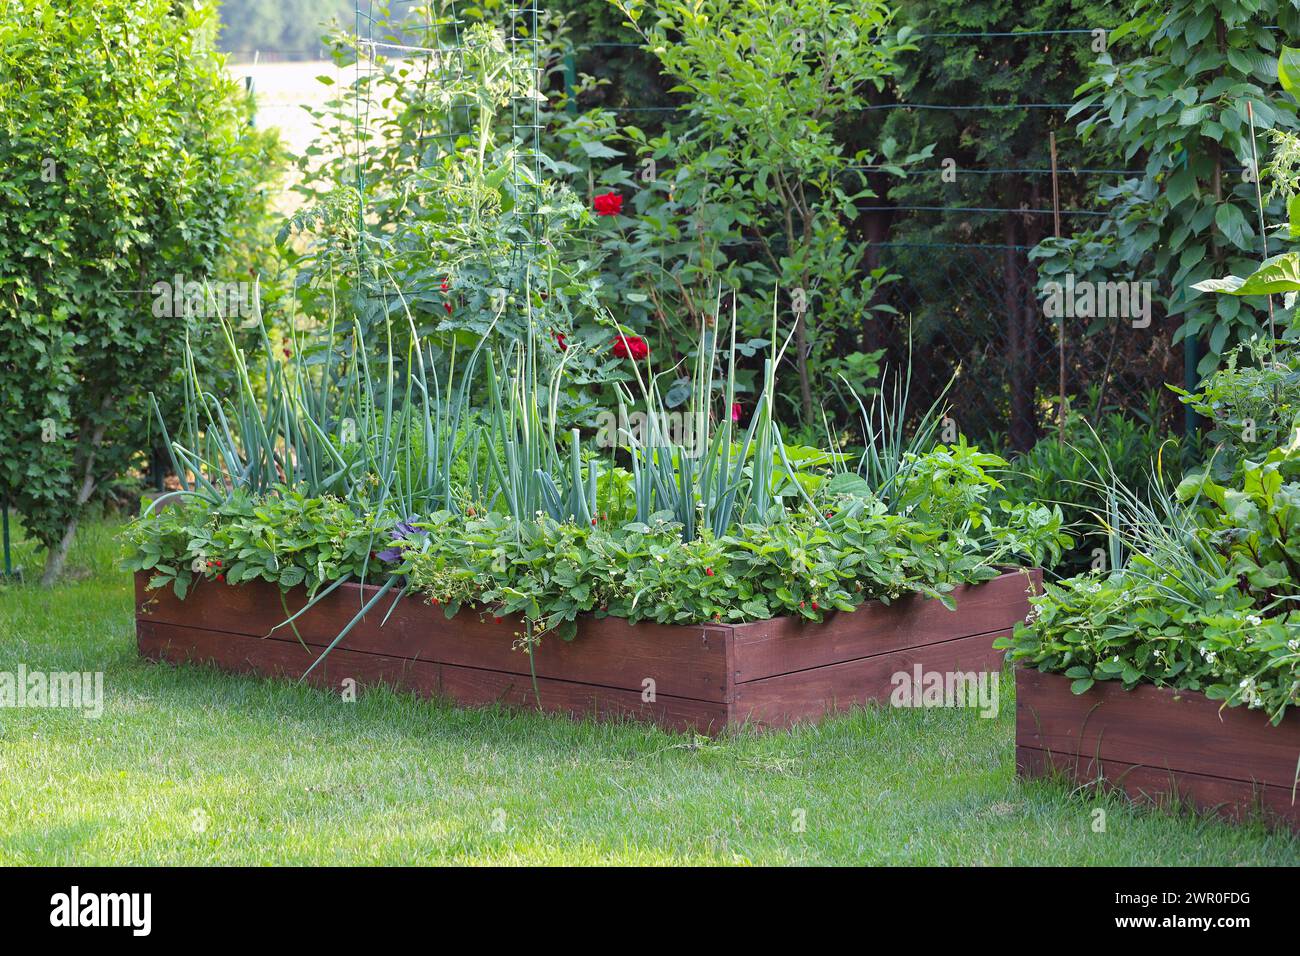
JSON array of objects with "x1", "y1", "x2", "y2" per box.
[
  {"x1": 1, "y1": 497, "x2": 15, "y2": 580},
  {"x1": 563, "y1": 52, "x2": 577, "y2": 116},
  {"x1": 1184, "y1": 332, "x2": 1200, "y2": 445}
]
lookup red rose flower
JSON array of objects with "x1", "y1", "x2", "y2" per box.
[
  {"x1": 593, "y1": 192, "x2": 623, "y2": 216},
  {"x1": 612, "y1": 334, "x2": 649, "y2": 360},
  {"x1": 731, "y1": 402, "x2": 741, "y2": 423}
]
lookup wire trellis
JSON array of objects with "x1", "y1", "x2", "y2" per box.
[{"x1": 350, "y1": 0, "x2": 547, "y2": 297}]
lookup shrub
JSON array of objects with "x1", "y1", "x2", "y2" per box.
[
  {"x1": 0, "y1": 0, "x2": 280, "y2": 582},
  {"x1": 587, "y1": 0, "x2": 927, "y2": 426},
  {"x1": 1045, "y1": 0, "x2": 1300, "y2": 378}
]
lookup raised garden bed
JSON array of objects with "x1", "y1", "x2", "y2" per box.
[
  {"x1": 135, "y1": 568, "x2": 1040, "y2": 734},
  {"x1": 1016, "y1": 668, "x2": 1300, "y2": 828}
]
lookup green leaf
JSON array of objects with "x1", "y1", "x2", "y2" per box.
[
  {"x1": 1226, "y1": 253, "x2": 1300, "y2": 295},
  {"x1": 1191, "y1": 275, "x2": 1247, "y2": 294},
  {"x1": 1213, "y1": 203, "x2": 1250, "y2": 250},
  {"x1": 826, "y1": 472, "x2": 874, "y2": 498},
  {"x1": 580, "y1": 140, "x2": 622, "y2": 159},
  {"x1": 279, "y1": 566, "x2": 306, "y2": 588},
  {"x1": 1280, "y1": 46, "x2": 1300, "y2": 93},
  {"x1": 1070, "y1": 677, "x2": 1095, "y2": 694},
  {"x1": 1166, "y1": 169, "x2": 1197, "y2": 207},
  {"x1": 1178, "y1": 103, "x2": 1212, "y2": 126}
]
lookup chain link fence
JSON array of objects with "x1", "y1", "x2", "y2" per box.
[{"x1": 870, "y1": 241, "x2": 1183, "y2": 451}]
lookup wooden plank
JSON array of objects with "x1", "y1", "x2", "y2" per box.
[
  {"x1": 137, "y1": 619, "x2": 727, "y2": 734},
  {"x1": 1017, "y1": 746, "x2": 1300, "y2": 828},
  {"x1": 136, "y1": 574, "x2": 730, "y2": 700},
  {"x1": 137, "y1": 575, "x2": 390, "y2": 646},
  {"x1": 439, "y1": 663, "x2": 729, "y2": 735},
  {"x1": 137, "y1": 620, "x2": 439, "y2": 698},
  {"x1": 393, "y1": 604, "x2": 731, "y2": 702},
  {"x1": 730, "y1": 569, "x2": 1038, "y2": 683},
  {"x1": 730, "y1": 630, "x2": 1006, "y2": 729},
  {"x1": 1016, "y1": 668, "x2": 1300, "y2": 791}
]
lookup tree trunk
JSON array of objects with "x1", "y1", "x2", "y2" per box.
[
  {"x1": 40, "y1": 516, "x2": 81, "y2": 586},
  {"x1": 40, "y1": 415, "x2": 107, "y2": 585},
  {"x1": 861, "y1": 209, "x2": 891, "y2": 355}
]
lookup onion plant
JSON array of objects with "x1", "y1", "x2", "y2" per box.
[
  {"x1": 1083, "y1": 441, "x2": 1224, "y2": 612},
  {"x1": 153, "y1": 288, "x2": 485, "y2": 519},
  {"x1": 613, "y1": 294, "x2": 826, "y2": 539},
  {"x1": 839, "y1": 347, "x2": 950, "y2": 510},
  {"x1": 481, "y1": 317, "x2": 600, "y2": 524}
]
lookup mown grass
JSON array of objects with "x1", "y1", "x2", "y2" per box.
[{"x1": 0, "y1": 515, "x2": 1296, "y2": 865}]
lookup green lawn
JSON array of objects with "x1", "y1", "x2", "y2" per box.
[{"x1": 1, "y1": 516, "x2": 1297, "y2": 865}]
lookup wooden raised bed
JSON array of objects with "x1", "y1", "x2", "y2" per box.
[
  {"x1": 1016, "y1": 668, "x2": 1300, "y2": 828},
  {"x1": 134, "y1": 568, "x2": 1040, "y2": 734}
]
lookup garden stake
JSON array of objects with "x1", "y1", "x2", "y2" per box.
[
  {"x1": 1050, "y1": 131, "x2": 1064, "y2": 444},
  {"x1": 1, "y1": 498, "x2": 14, "y2": 579},
  {"x1": 1237, "y1": 100, "x2": 1279, "y2": 421},
  {"x1": 1245, "y1": 102, "x2": 1276, "y2": 347}
]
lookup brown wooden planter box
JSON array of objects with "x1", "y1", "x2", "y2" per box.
[
  {"x1": 1016, "y1": 668, "x2": 1300, "y2": 829},
  {"x1": 134, "y1": 568, "x2": 1039, "y2": 735}
]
